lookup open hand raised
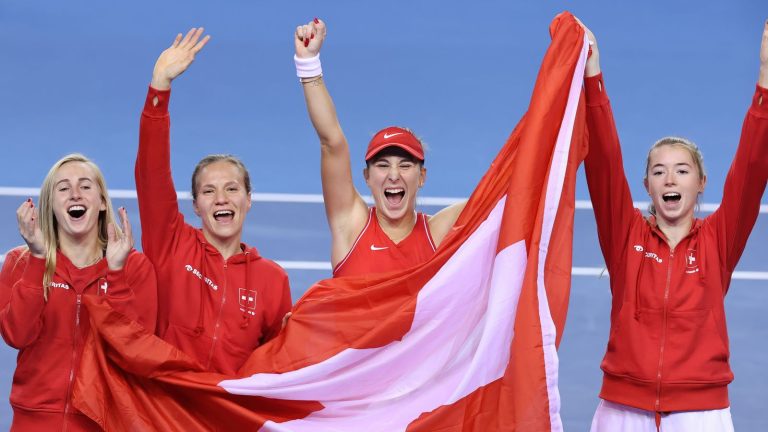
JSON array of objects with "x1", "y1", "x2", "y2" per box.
[
  {"x1": 106, "y1": 207, "x2": 134, "y2": 271},
  {"x1": 151, "y1": 28, "x2": 211, "y2": 90}
]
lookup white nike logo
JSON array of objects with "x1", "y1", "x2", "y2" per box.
[
  {"x1": 383, "y1": 132, "x2": 402, "y2": 139},
  {"x1": 370, "y1": 245, "x2": 389, "y2": 251}
]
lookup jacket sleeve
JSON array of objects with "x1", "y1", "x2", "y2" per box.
[
  {"x1": 261, "y1": 272, "x2": 293, "y2": 344},
  {"x1": 583, "y1": 74, "x2": 637, "y2": 272},
  {"x1": 135, "y1": 86, "x2": 185, "y2": 264},
  {"x1": 0, "y1": 250, "x2": 46, "y2": 348},
  {"x1": 103, "y1": 250, "x2": 158, "y2": 334},
  {"x1": 710, "y1": 85, "x2": 768, "y2": 274}
]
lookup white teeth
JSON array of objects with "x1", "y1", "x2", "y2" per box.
[
  {"x1": 214, "y1": 210, "x2": 234, "y2": 217},
  {"x1": 385, "y1": 188, "x2": 404, "y2": 194},
  {"x1": 68, "y1": 205, "x2": 86, "y2": 211}
]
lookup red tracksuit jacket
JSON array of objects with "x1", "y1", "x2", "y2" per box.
[
  {"x1": 0, "y1": 247, "x2": 157, "y2": 431},
  {"x1": 136, "y1": 86, "x2": 292, "y2": 375},
  {"x1": 584, "y1": 74, "x2": 768, "y2": 412}
]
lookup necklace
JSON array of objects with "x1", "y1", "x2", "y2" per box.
[{"x1": 75, "y1": 254, "x2": 103, "y2": 269}]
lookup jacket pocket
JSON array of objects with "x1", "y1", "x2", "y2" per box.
[
  {"x1": 601, "y1": 304, "x2": 662, "y2": 381},
  {"x1": 162, "y1": 322, "x2": 212, "y2": 368},
  {"x1": 217, "y1": 332, "x2": 257, "y2": 374},
  {"x1": 11, "y1": 337, "x2": 71, "y2": 411},
  {"x1": 663, "y1": 309, "x2": 732, "y2": 383}
]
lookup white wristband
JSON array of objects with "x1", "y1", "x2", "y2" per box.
[{"x1": 295, "y1": 54, "x2": 322, "y2": 78}]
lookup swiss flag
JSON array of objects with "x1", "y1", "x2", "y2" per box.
[{"x1": 73, "y1": 12, "x2": 589, "y2": 431}]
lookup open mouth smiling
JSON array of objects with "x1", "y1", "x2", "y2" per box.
[
  {"x1": 662, "y1": 192, "x2": 681, "y2": 203},
  {"x1": 384, "y1": 188, "x2": 405, "y2": 205},
  {"x1": 67, "y1": 205, "x2": 87, "y2": 219},
  {"x1": 213, "y1": 210, "x2": 235, "y2": 222}
]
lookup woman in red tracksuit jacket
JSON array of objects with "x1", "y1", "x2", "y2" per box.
[
  {"x1": 0, "y1": 153, "x2": 157, "y2": 431},
  {"x1": 136, "y1": 29, "x2": 292, "y2": 374},
  {"x1": 579, "y1": 19, "x2": 768, "y2": 431}
]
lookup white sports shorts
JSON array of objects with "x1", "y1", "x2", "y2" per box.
[{"x1": 590, "y1": 399, "x2": 734, "y2": 432}]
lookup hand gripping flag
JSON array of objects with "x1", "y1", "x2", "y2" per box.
[{"x1": 73, "y1": 12, "x2": 589, "y2": 432}]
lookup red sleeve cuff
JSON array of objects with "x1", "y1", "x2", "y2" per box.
[
  {"x1": 105, "y1": 268, "x2": 130, "y2": 297},
  {"x1": 20, "y1": 255, "x2": 46, "y2": 288},
  {"x1": 143, "y1": 86, "x2": 171, "y2": 117},
  {"x1": 584, "y1": 73, "x2": 609, "y2": 107},
  {"x1": 749, "y1": 85, "x2": 768, "y2": 119}
]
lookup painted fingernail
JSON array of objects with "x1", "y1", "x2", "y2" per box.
[
  {"x1": 311, "y1": 33, "x2": 315, "y2": 39},
  {"x1": 314, "y1": 17, "x2": 319, "y2": 24},
  {"x1": 304, "y1": 38, "x2": 309, "y2": 47},
  {"x1": 27, "y1": 198, "x2": 31, "y2": 203}
]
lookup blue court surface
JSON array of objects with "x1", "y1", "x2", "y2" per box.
[{"x1": 1, "y1": 1, "x2": 767, "y2": 430}]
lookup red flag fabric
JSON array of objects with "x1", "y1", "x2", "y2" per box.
[{"x1": 73, "y1": 12, "x2": 589, "y2": 431}]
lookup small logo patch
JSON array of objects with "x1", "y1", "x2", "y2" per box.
[
  {"x1": 184, "y1": 264, "x2": 219, "y2": 291},
  {"x1": 685, "y1": 249, "x2": 699, "y2": 274},
  {"x1": 370, "y1": 245, "x2": 389, "y2": 251},
  {"x1": 632, "y1": 245, "x2": 663, "y2": 263},
  {"x1": 239, "y1": 288, "x2": 257, "y2": 316},
  {"x1": 49, "y1": 281, "x2": 70, "y2": 290},
  {"x1": 98, "y1": 277, "x2": 108, "y2": 295}
]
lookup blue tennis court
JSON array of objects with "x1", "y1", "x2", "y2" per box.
[{"x1": 1, "y1": 1, "x2": 766, "y2": 430}]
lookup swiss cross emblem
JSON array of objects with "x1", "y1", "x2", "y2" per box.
[
  {"x1": 98, "y1": 277, "x2": 108, "y2": 296},
  {"x1": 239, "y1": 288, "x2": 257, "y2": 315},
  {"x1": 685, "y1": 249, "x2": 699, "y2": 274}
]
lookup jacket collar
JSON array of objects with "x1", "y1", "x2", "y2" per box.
[
  {"x1": 194, "y1": 229, "x2": 262, "y2": 263},
  {"x1": 55, "y1": 250, "x2": 107, "y2": 293},
  {"x1": 646, "y1": 215, "x2": 703, "y2": 245}
]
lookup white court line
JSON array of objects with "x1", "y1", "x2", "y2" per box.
[
  {"x1": 276, "y1": 262, "x2": 768, "y2": 280},
  {"x1": 2, "y1": 187, "x2": 767, "y2": 279},
  {"x1": 1, "y1": 253, "x2": 764, "y2": 281},
  {"x1": 1, "y1": 187, "x2": 767, "y2": 212}
]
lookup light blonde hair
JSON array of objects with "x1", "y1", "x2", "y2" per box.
[
  {"x1": 644, "y1": 136, "x2": 706, "y2": 215},
  {"x1": 38, "y1": 154, "x2": 121, "y2": 300}
]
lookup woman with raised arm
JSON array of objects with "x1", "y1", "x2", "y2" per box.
[
  {"x1": 580, "y1": 18, "x2": 768, "y2": 431},
  {"x1": 136, "y1": 28, "x2": 292, "y2": 374},
  {"x1": 0, "y1": 154, "x2": 157, "y2": 431},
  {"x1": 294, "y1": 19, "x2": 466, "y2": 277}
]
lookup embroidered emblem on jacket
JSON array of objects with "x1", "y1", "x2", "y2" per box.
[
  {"x1": 632, "y1": 245, "x2": 663, "y2": 263},
  {"x1": 184, "y1": 264, "x2": 219, "y2": 291},
  {"x1": 685, "y1": 249, "x2": 699, "y2": 274},
  {"x1": 49, "y1": 281, "x2": 70, "y2": 290},
  {"x1": 239, "y1": 288, "x2": 257, "y2": 316}
]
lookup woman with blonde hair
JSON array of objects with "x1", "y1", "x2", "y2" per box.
[
  {"x1": 0, "y1": 153, "x2": 157, "y2": 431},
  {"x1": 579, "y1": 18, "x2": 768, "y2": 431}
]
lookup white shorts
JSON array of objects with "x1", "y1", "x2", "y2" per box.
[{"x1": 590, "y1": 399, "x2": 734, "y2": 432}]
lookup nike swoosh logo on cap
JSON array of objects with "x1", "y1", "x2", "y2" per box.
[
  {"x1": 383, "y1": 132, "x2": 403, "y2": 139},
  {"x1": 370, "y1": 245, "x2": 389, "y2": 251}
]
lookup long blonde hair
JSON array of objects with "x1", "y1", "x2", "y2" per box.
[{"x1": 38, "y1": 154, "x2": 121, "y2": 300}]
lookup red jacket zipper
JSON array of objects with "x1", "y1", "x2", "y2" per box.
[
  {"x1": 62, "y1": 293, "x2": 82, "y2": 432},
  {"x1": 655, "y1": 248, "x2": 674, "y2": 411},
  {"x1": 206, "y1": 262, "x2": 228, "y2": 369}
]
